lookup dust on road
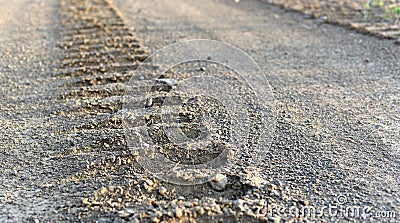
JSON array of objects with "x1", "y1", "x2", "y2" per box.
[{"x1": 0, "y1": 0, "x2": 399, "y2": 222}]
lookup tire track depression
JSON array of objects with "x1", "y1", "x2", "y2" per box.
[{"x1": 53, "y1": 0, "x2": 257, "y2": 221}]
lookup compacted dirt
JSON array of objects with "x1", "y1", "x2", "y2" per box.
[{"x1": 0, "y1": 0, "x2": 399, "y2": 222}]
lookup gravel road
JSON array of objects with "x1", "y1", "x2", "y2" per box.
[{"x1": 0, "y1": 0, "x2": 399, "y2": 222}]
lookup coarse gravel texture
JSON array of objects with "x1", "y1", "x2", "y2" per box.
[{"x1": 0, "y1": 0, "x2": 399, "y2": 222}]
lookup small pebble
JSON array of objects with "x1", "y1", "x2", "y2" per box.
[
  {"x1": 160, "y1": 78, "x2": 177, "y2": 86},
  {"x1": 100, "y1": 187, "x2": 108, "y2": 195},
  {"x1": 270, "y1": 189, "x2": 280, "y2": 197},
  {"x1": 150, "y1": 216, "x2": 159, "y2": 223},
  {"x1": 158, "y1": 186, "x2": 167, "y2": 195},
  {"x1": 118, "y1": 210, "x2": 133, "y2": 218},
  {"x1": 146, "y1": 179, "x2": 154, "y2": 187},
  {"x1": 299, "y1": 199, "x2": 309, "y2": 206},
  {"x1": 175, "y1": 207, "x2": 183, "y2": 218},
  {"x1": 249, "y1": 176, "x2": 265, "y2": 186},
  {"x1": 145, "y1": 98, "x2": 153, "y2": 107},
  {"x1": 209, "y1": 174, "x2": 228, "y2": 191}
]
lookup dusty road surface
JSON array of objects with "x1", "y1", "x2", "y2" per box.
[{"x1": 0, "y1": 0, "x2": 399, "y2": 222}]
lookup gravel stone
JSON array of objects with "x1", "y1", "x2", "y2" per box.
[
  {"x1": 158, "y1": 186, "x2": 167, "y2": 195},
  {"x1": 175, "y1": 207, "x2": 184, "y2": 218},
  {"x1": 209, "y1": 174, "x2": 228, "y2": 191}
]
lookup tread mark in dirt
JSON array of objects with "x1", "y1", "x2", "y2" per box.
[{"x1": 54, "y1": 0, "x2": 252, "y2": 221}]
